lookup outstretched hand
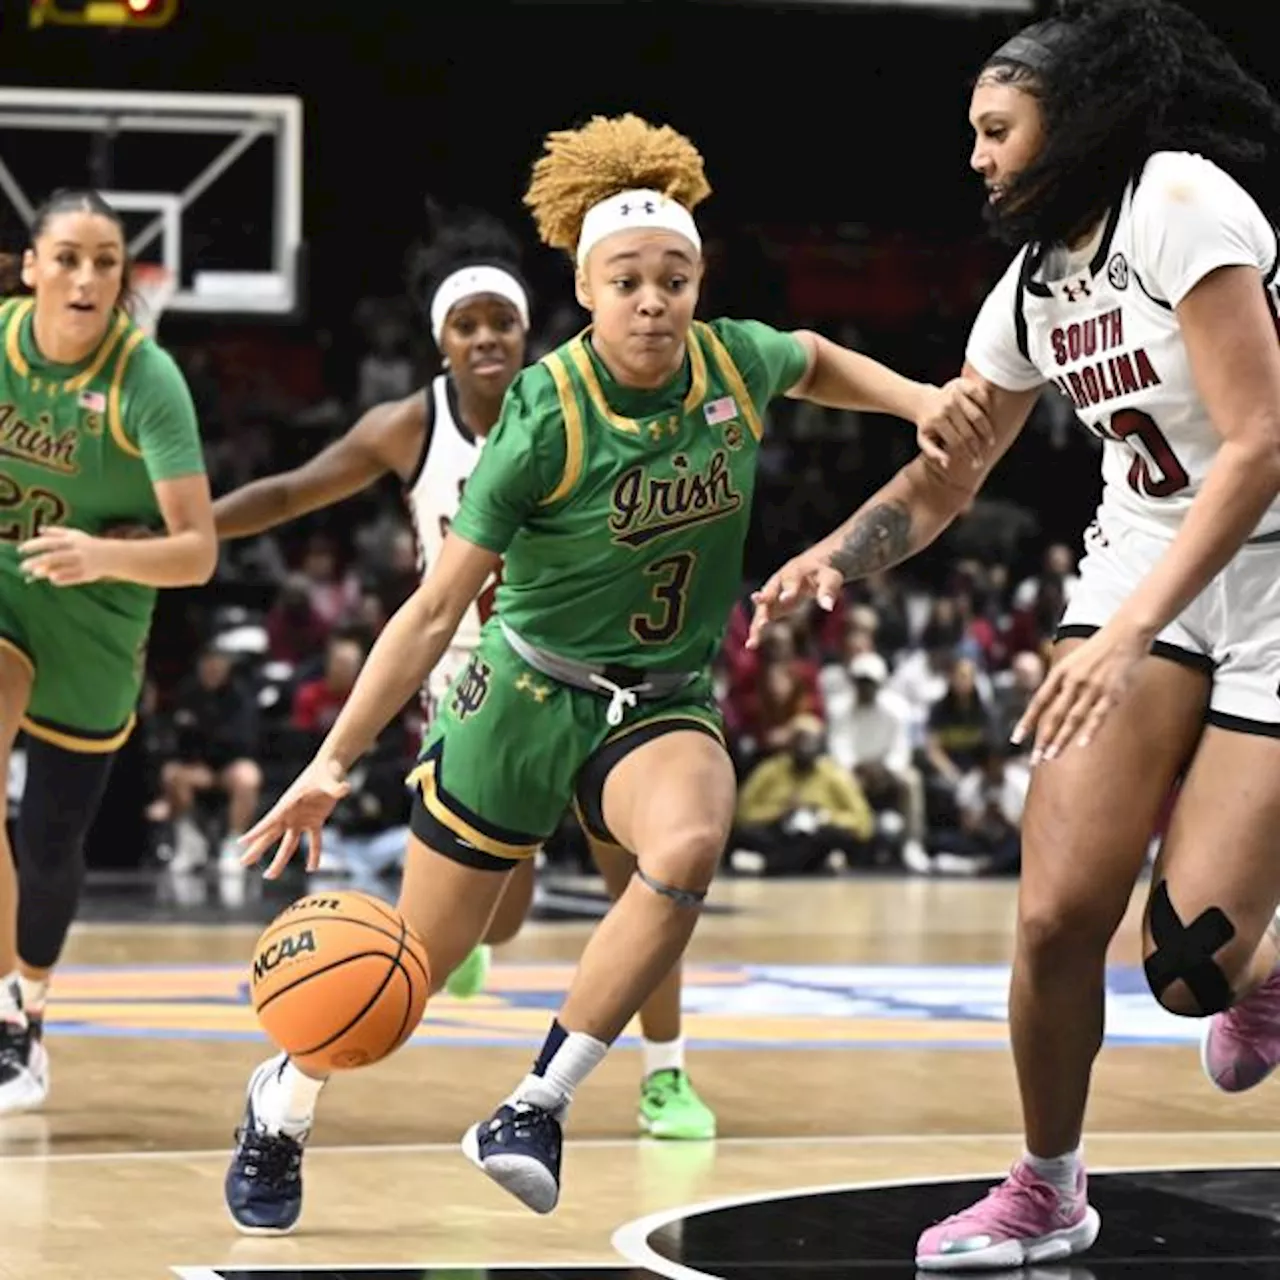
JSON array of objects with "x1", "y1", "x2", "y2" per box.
[
  {"x1": 746, "y1": 549, "x2": 843, "y2": 649},
  {"x1": 238, "y1": 756, "x2": 352, "y2": 878},
  {"x1": 1013, "y1": 620, "x2": 1153, "y2": 763}
]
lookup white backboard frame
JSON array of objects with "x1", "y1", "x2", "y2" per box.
[{"x1": 0, "y1": 87, "x2": 303, "y2": 316}]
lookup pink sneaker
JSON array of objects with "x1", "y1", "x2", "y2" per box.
[
  {"x1": 915, "y1": 1160, "x2": 1100, "y2": 1271},
  {"x1": 1201, "y1": 967, "x2": 1280, "y2": 1093}
]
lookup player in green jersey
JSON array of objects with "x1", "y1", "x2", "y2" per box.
[
  {"x1": 212, "y1": 200, "x2": 720, "y2": 1140},
  {"x1": 0, "y1": 188, "x2": 214, "y2": 1114},
  {"x1": 223, "y1": 115, "x2": 994, "y2": 1232}
]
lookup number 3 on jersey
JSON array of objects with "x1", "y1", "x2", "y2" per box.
[
  {"x1": 1099, "y1": 409, "x2": 1190, "y2": 499},
  {"x1": 632, "y1": 552, "x2": 696, "y2": 644}
]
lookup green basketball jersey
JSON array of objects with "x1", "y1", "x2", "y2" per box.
[
  {"x1": 0, "y1": 296, "x2": 206, "y2": 634},
  {"x1": 450, "y1": 317, "x2": 808, "y2": 671}
]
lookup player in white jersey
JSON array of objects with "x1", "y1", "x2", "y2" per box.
[
  {"x1": 751, "y1": 0, "x2": 1280, "y2": 1267},
  {"x1": 212, "y1": 204, "x2": 718, "y2": 1141}
]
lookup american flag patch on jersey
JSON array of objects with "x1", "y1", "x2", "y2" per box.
[
  {"x1": 704, "y1": 395, "x2": 738, "y2": 425},
  {"x1": 78, "y1": 389, "x2": 106, "y2": 412}
]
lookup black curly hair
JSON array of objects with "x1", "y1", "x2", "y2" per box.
[
  {"x1": 405, "y1": 197, "x2": 530, "y2": 330},
  {"x1": 978, "y1": 0, "x2": 1280, "y2": 248}
]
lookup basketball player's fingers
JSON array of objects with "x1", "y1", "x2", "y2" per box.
[
  {"x1": 237, "y1": 826, "x2": 279, "y2": 867},
  {"x1": 1033, "y1": 675, "x2": 1095, "y2": 762},
  {"x1": 304, "y1": 829, "x2": 323, "y2": 873},
  {"x1": 1042, "y1": 684, "x2": 1100, "y2": 761},
  {"x1": 1075, "y1": 693, "x2": 1116, "y2": 749},
  {"x1": 264, "y1": 829, "x2": 301, "y2": 880},
  {"x1": 812, "y1": 565, "x2": 844, "y2": 611},
  {"x1": 916, "y1": 428, "x2": 951, "y2": 469},
  {"x1": 16, "y1": 531, "x2": 66, "y2": 557},
  {"x1": 956, "y1": 385, "x2": 997, "y2": 450},
  {"x1": 944, "y1": 392, "x2": 992, "y2": 465},
  {"x1": 745, "y1": 598, "x2": 772, "y2": 650},
  {"x1": 1011, "y1": 669, "x2": 1061, "y2": 745}
]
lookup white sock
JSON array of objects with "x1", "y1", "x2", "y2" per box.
[
  {"x1": 18, "y1": 976, "x2": 48, "y2": 1018},
  {"x1": 254, "y1": 1054, "x2": 327, "y2": 1138},
  {"x1": 0, "y1": 972, "x2": 24, "y2": 1028},
  {"x1": 1024, "y1": 1145, "x2": 1083, "y2": 1197},
  {"x1": 511, "y1": 1021, "x2": 608, "y2": 1117},
  {"x1": 643, "y1": 1035, "x2": 685, "y2": 1079}
]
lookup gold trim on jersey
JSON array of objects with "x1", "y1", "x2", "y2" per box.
[
  {"x1": 540, "y1": 350, "x2": 586, "y2": 506},
  {"x1": 406, "y1": 756, "x2": 542, "y2": 861},
  {"x1": 107, "y1": 328, "x2": 147, "y2": 459},
  {"x1": 2, "y1": 300, "x2": 130, "y2": 393},
  {"x1": 602, "y1": 708, "x2": 726, "y2": 751},
  {"x1": 694, "y1": 321, "x2": 764, "y2": 442},
  {"x1": 4, "y1": 300, "x2": 31, "y2": 379},
  {"x1": 565, "y1": 330, "x2": 709, "y2": 437},
  {"x1": 21, "y1": 711, "x2": 136, "y2": 755}
]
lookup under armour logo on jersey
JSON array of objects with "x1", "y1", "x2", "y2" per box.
[
  {"x1": 1107, "y1": 253, "x2": 1130, "y2": 291},
  {"x1": 620, "y1": 201, "x2": 657, "y2": 217},
  {"x1": 1062, "y1": 279, "x2": 1092, "y2": 302},
  {"x1": 514, "y1": 672, "x2": 552, "y2": 703}
]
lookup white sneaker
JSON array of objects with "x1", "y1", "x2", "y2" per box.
[
  {"x1": 169, "y1": 816, "x2": 210, "y2": 874},
  {"x1": 0, "y1": 1019, "x2": 49, "y2": 1114}
]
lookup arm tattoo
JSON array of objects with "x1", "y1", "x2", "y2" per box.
[{"x1": 827, "y1": 500, "x2": 913, "y2": 580}]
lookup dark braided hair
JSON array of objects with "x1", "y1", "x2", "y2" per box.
[
  {"x1": 980, "y1": 0, "x2": 1280, "y2": 248},
  {"x1": 405, "y1": 198, "x2": 529, "y2": 335},
  {"x1": 0, "y1": 188, "x2": 134, "y2": 311}
]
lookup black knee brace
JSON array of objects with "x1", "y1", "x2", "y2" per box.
[
  {"x1": 1144, "y1": 879, "x2": 1236, "y2": 1016},
  {"x1": 15, "y1": 738, "x2": 117, "y2": 969},
  {"x1": 634, "y1": 865, "x2": 706, "y2": 910}
]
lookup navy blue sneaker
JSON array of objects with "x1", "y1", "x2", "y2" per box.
[
  {"x1": 461, "y1": 1101, "x2": 563, "y2": 1214},
  {"x1": 224, "y1": 1057, "x2": 306, "y2": 1235}
]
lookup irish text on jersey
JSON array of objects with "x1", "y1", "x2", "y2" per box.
[
  {"x1": 0, "y1": 403, "x2": 81, "y2": 475},
  {"x1": 608, "y1": 448, "x2": 742, "y2": 549}
]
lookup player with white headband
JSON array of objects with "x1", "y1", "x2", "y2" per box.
[
  {"x1": 222, "y1": 114, "x2": 994, "y2": 1231},
  {"x1": 214, "y1": 198, "x2": 723, "y2": 1147}
]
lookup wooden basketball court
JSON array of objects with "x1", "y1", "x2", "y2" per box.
[{"x1": 3, "y1": 876, "x2": 1278, "y2": 1279}]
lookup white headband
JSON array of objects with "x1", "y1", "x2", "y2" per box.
[
  {"x1": 429, "y1": 265, "x2": 530, "y2": 345},
  {"x1": 576, "y1": 188, "x2": 701, "y2": 268}
]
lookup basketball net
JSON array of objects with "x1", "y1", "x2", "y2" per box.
[{"x1": 131, "y1": 263, "x2": 177, "y2": 339}]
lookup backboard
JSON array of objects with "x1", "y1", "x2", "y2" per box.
[{"x1": 0, "y1": 87, "x2": 303, "y2": 318}]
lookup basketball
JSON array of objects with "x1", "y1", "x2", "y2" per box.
[{"x1": 249, "y1": 891, "x2": 430, "y2": 1074}]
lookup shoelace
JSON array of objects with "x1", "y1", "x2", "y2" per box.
[
  {"x1": 1222, "y1": 975, "x2": 1280, "y2": 1039},
  {"x1": 234, "y1": 1128, "x2": 303, "y2": 1187},
  {"x1": 962, "y1": 1164, "x2": 1064, "y2": 1232},
  {"x1": 490, "y1": 1102, "x2": 558, "y2": 1147}
]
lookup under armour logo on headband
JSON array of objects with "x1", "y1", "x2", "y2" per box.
[{"x1": 576, "y1": 187, "x2": 702, "y2": 267}]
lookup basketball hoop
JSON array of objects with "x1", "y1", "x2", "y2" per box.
[{"x1": 130, "y1": 262, "x2": 177, "y2": 339}]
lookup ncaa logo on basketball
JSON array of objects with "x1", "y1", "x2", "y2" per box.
[
  {"x1": 1108, "y1": 253, "x2": 1130, "y2": 290},
  {"x1": 252, "y1": 929, "x2": 317, "y2": 982}
]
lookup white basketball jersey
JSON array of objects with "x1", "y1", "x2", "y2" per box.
[
  {"x1": 404, "y1": 374, "x2": 498, "y2": 655},
  {"x1": 967, "y1": 151, "x2": 1280, "y2": 541}
]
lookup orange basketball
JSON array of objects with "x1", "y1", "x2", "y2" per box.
[{"x1": 249, "y1": 890, "x2": 430, "y2": 1074}]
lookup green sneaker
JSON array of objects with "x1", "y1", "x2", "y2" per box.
[
  {"x1": 638, "y1": 1068, "x2": 717, "y2": 1140},
  {"x1": 443, "y1": 944, "x2": 490, "y2": 999}
]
